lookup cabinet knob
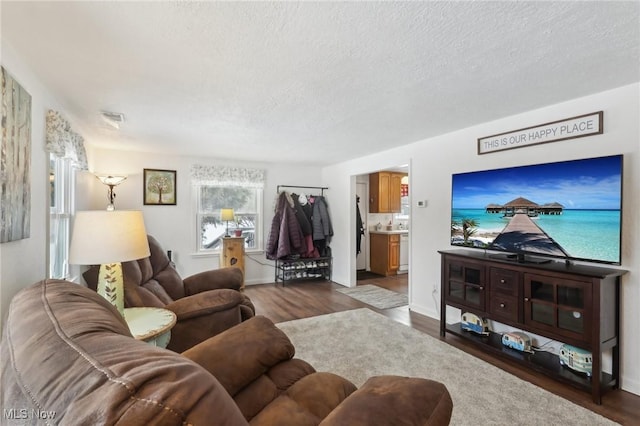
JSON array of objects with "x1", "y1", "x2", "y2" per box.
[
  {"x1": 479, "y1": 286, "x2": 484, "y2": 291},
  {"x1": 524, "y1": 297, "x2": 530, "y2": 302},
  {"x1": 500, "y1": 303, "x2": 505, "y2": 308},
  {"x1": 500, "y1": 279, "x2": 505, "y2": 284}
]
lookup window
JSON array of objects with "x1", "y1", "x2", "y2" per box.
[
  {"x1": 45, "y1": 109, "x2": 88, "y2": 280},
  {"x1": 49, "y1": 155, "x2": 75, "y2": 279},
  {"x1": 196, "y1": 185, "x2": 263, "y2": 252},
  {"x1": 191, "y1": 165, "x2": 266, "y2": 253}
]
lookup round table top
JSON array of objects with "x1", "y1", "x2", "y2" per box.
[{"x1": 124, "y1": 307, "x2": 177, "y2": 341}]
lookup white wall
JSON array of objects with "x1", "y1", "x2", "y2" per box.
[
  {"x1": 0, "y1": 44, "x2": 57, "y2": 327},
  {"x1": 86, "y1": 147, "x2": 323, "y2": 284},
  {"x1": 322, "y1": 83, "x2": 640, "y2": 395}
]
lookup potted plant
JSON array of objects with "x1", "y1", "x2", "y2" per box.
[{"x1": 233, "y1": 216, "x2": 243, "y2": 237}]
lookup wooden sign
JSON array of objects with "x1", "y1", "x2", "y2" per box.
[{"x1": 478, "y1": 111, "x2": 603, "y2": 155}]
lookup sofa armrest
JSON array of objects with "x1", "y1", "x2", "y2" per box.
[
  {"x1": 182, "y1": 316, "x2": 295, "y2": 396},
  {"x1": 319, "y1": 376, "x2": 453, "y2": 426},
  {"x1": 166, "y1": 289, "x2": 243, "y2": 321},
  {"x1": 183, "y1": 267, "x2": 243, "y2": 295}
]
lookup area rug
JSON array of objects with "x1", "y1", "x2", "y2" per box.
[
  {"x1": 277, "y1": 308, "x2": 617, "y2": 426},
  {"x1": 336, "y1": 284, "x2": 408, "y2": 309}
]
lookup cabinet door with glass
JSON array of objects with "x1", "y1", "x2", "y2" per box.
[
  {"x1": 444, "y1": 259, "x2": 486, "y2": 311},
  {"x1": 523, "y1": 273, "x2": 592, "y2": 343}
]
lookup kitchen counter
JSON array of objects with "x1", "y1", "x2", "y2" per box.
[{"x1": 369, "y1": 229, "x2": 409, "y2": 235}]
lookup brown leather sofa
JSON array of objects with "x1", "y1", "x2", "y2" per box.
[
  {"x1": 2, "y1": 280, "x2": 453, "y2": 425},
  {"x1": 83, "y1": 235, "x2": 255, "y2": 352}
]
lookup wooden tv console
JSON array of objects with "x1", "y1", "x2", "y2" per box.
[{"x1": 439, "y1": 249, "x2": 626, "y2": 404}]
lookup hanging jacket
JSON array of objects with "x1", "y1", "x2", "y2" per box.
[
  {"x1": 356, "y1": 196, "x2": 364, "y2": 254},
  {"x1": 291, "y1": 193, "x2": 313, "y2": 236},
  {"x1": 266, "y1": 192, "x2": 307, "y2": 259},
  {"x1": 312, "y1": 195, "x2": 333, "y2": 242}
]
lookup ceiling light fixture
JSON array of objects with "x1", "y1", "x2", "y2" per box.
[{"x1": 96, "y1": 174, "x2": 127, "y2": 211}]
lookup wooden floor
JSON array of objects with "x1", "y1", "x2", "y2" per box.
[{"x1": 244, "y1": 274, "x2": 640, "y2": 425}]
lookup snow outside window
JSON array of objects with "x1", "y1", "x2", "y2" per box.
[{"x1": 196, "y1": 185, "x2": 263, "y2": 253}]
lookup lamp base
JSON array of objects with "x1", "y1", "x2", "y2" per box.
[{"x1": 97, "y1": 262, "x2": 125, "y2": 316}]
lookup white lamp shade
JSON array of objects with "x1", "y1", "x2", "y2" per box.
[
  {"x1": 69, "y1": 210, "x2": 150, "y2": 265},
  {"x1": 220, "y1": 208, "x2": 235, "y2": 221}
]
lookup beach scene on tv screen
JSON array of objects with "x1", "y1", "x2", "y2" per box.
[{"x1": 451, "y1": 155, "x2": 622, "y2": 263}]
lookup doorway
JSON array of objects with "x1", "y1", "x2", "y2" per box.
[{"x1": 354, "y1": 164, "x2": 410, "y2": 284}]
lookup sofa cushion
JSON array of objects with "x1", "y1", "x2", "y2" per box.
[
  {"x1": 127, "y1": 235, "x2": 185, "y2": 301},
  {"x1": 234, "y1": 358, "x2": 317, "y2": 421},
  {"x1": 285, "y1": 372, "x2": 357, "y2": 420},
  {"x1": 182, "y1": 316, "x2": 296, "y2": 396},
  {"x1": 166, "y1": 290, "x2": 244, "y2": 353},
  {"x1": 248, "y1": 373, "x2": 356, "y2": 426},
  {"x1": 319, "y1": 375, "x2": 453, "y2": 425}
]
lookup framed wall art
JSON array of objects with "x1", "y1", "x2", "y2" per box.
[
  {"x1": 1, "y1": 66, "x2": 32, "y2": 243},
  {"x1": 143, "y1": 169, "x2": 176, "y2": 205}
]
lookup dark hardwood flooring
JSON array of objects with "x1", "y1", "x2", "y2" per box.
[{"x1": 244, "y1": 274, "x2": 640, "y2": 425}]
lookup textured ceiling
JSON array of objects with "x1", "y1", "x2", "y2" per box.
[{"x1": 2, "y1": 1, "x2": 639, "y2": 165}]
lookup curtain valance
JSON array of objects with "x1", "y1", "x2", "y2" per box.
[
  {"x1": 45, "y1": 110, "x2": 88, "y2": 170},
  {"x1": 190, "y1": 164, "x2": 265, "y2": 188}
]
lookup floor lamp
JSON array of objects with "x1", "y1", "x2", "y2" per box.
[{"x1": 69, "y1": 210, "x2": 150, "y2": 316}]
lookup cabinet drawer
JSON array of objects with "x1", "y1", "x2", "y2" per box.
[
  {"x1": 490, "y1": 268, "x2": 520, "y2": 297},
  {"x1": 489, "y1": 295, "x2": 518, "y2": 322}
]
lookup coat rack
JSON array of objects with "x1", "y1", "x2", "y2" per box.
[{"x1": 276, "y1": 185, "x2": 328, "y2": 196}]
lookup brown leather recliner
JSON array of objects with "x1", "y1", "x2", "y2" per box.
[
  {"x1": 83, "y1": 234, "x2": 255, "y2": 352},
  {"x1": 1, "y1": 280, "x2": 453, "y2": 425}
]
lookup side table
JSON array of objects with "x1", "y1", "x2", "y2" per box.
[
  {"x1": 124, "y1": 307, "x2": 177, "y2": 348},
  {"x1": 220, "y1": 236, "x2": 245, "y2": 289}
]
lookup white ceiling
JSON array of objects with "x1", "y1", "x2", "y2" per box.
[{"x1": 2, "y1": 1, "x2": 639, "y2": 165}]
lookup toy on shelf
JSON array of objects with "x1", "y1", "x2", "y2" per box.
[
  {"x1": 461, "y1": 312, "x2": 490, "y2": 336},
  {"x1": 501, "y1": 331, "x2": 534, "y2": 353},
  {"x1": 559, "y1": 344, "x2": 592, "y2": 377}
]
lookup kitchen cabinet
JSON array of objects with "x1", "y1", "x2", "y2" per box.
[
  {"x1": 390, "y1": 173, "x2": 403, "y2": 212},
  {"x1": 370, "y1": 233, "x2": 400, "y2": 276},
  {"x1": 439, "y1": 249, "x2": 626, "y2": 404},
  {"x1": 369, "y1": 172, "x2": 406, "y2": 213}
]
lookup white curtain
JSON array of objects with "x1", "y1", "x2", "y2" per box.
[
  {"x1": 45, "y1": 110, "x2": 88, "y2": 170},
  {"x1": 190, "y1": 164, "x2": 265, "y2": 188}
]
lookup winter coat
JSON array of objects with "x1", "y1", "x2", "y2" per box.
[
  {"x1": 266, "y1": 192, "x2": 307, "y2": 259},
  {"x1": 356, "y1": 196, "x2": 364, "y2": 254},
  {"x1": 312, "y1": 196, "x2": 333, "y2": 242},
  {"x1": 291, "y1": 193, "x2": 313, "y2": 236}
]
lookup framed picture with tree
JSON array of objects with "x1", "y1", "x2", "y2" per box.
[{"x1": 143, "y1": 169, "x2": 177, "y2": 205}]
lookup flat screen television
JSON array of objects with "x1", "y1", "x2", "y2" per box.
[{"x1": 450, "y1": 154, "x2": 623, "y2": 265}]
